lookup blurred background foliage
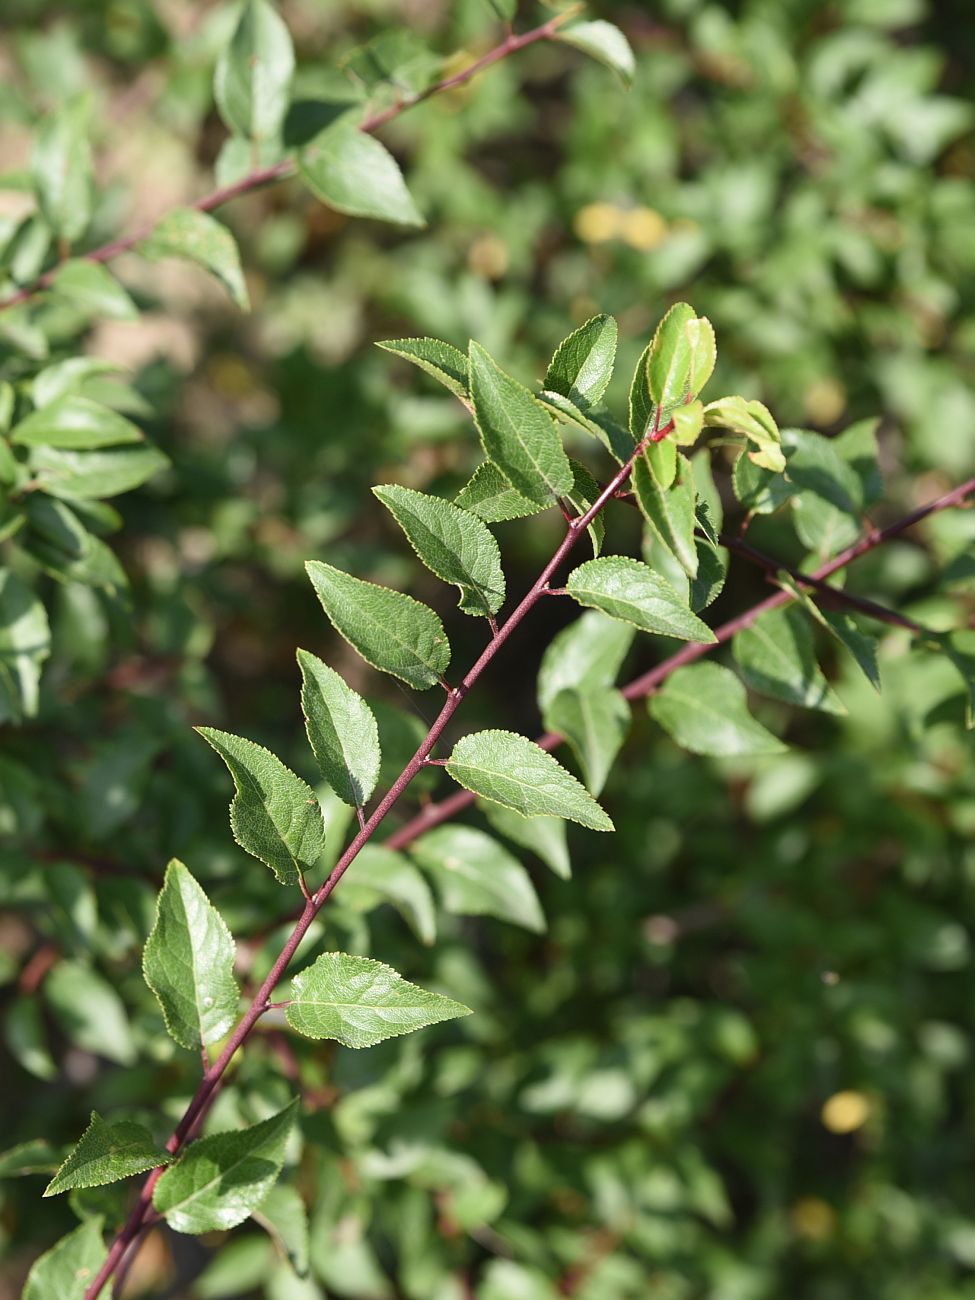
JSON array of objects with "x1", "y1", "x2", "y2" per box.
[{"x1": 2, "y1": 0, "x2": 975, "y2": 1296}]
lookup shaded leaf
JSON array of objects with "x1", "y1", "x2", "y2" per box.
[
  {"x1": 480, "y1": 800, "x2": 571, "y2": 880},
  {"x1": 733, "y1": 606, "x2": 846, "y2": 714},
  {"x1": 411, "y1": 825, "x2": 545, "y2": 931},
  {"x1": 11, "y1": 397, "x2": 142, "y2": 450},
  {"x1": 50, "y1": 260, "x2": 137, "y2": 321},
  {"x1": 0, "y1": 569, "x2": 50, "y2": 724},
  {"x1": 632, "y1": 449, "x2": 698, "y2": 577},
  {"x1": 649, "y1": 662, "x2": 787, "y2": 756},
  {"x1": 254, "y1": 1183, "x2": 309, "y2": 1277},
  {"x1": 23, "y1": 1217, "x2": 105, "y2": 1300},
  {"x1": 455, "y1": 461, "x2": 543, "y2": 523},
  {"x1": 31, "y1": 95, "x2": 93, "y2": 243},
  {"x1": 286, "y1": 952, "x2": 470, "y2": 1047},
  {"x1": 46, "y1": 961, "x2": 136, "y2": 1065},
  {"x1": 544, "y1": 314, "x2": 618, "y2": 408},
  {"x1": 29, "y1": 444, "x2": 170, "y2": 499},
  {"x1": 537, "y1": 609, "x2": 634, "y2": 715},
  {"x1": 376, "y1": 337, "x2": 468, "y2": 400},
  {"x1": 545, "y1": 685, "x2": 630, "y2": 796},
  {"x1": 339, "y1": 844, "x2": 436, "y2": 945}
]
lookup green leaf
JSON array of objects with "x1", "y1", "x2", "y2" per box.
[
  {"x1": 632, "y1": 449, "x2": 698, "y2": 577},
  {"x1": 544, "y1": 314, "x2": 618, "y2": 408},
  {"x1": 411, "y1": 825, "x2": 545, "y2": 932},
  {"x1": 537, "y1": 609, "x2": 634, "y2": 715},
  {"x1": 23, "y1": 1217, "x2": 105, "y2": 1300},
  {"x1": 732, "y1": 451, "x2": 792, "y2": 515},
  {"x1": 733, "y1": 606, "x2": 846, "y2": 714},
  {"x1": 0, "y1": 569, "x2": 50, "y2": 724},
  {"x1": 299, "y1": 117, "x2": 425, "y2": 227},
  {"x1": 254, "y1": 1183, "x2": 309, "y2": 1278},
  {"x1": 704, "y1": 396, "x2": 785, "y2": 473},
  {"x1": 649, "y1": 662, "x2": 787, "y2": 757},
  {"x1": 153, "y1": 1100, "x2": 298, "y2": 1235},
  {"x1": 29, "y1": 444, "x2": 170, "y2": 500},
  {"x1": 11, "y1": 397, "x2": 143, "y2": 450},
  {"x1": 672, "y1": 398, "x2": 705, "y2": 447},
  {"x1": 376, "y1": 337, "x2": 469, "y2": 401},
  {"x1": 540, "y1": 389, "x2": 635, "y2": 464},
  {"x1": 565, "y1": 458, "x2": 605, "y2": 557},
  {"x1": 197, "y1": 728, "x2": 327, "y2": 885},
  {"x1": 555, "y1": 20, "x2": 636, "y2": 86},
  {"x1": 44, "y1": 1112, "x2": 167, "y2": 1197},
  {"x1": 468, "y1": 342, "x2": 572, "y2": 507},
  {"x1": 306, "y1": 560, "x2": 450, "y2": 690},
  {"x1": 647, "y1": 302, "x2": 698, "y2": 419},
  {"x1": 445, "y1": 729, "x2": 614, "y2": 831},
  {"x1": 338, "y1": 844, "x2": 436, "y2": 945},
  {"x1": 143, "y1": 860, "x2": 240, "y2": 1051},
  {"x1": 937, "y1": 629, "x2": 975, "y2": 728},
  {"x1": 545, "y1": 686, "x2": 630, "y2": 796},
  {"x1": 783, "y1": 428, "x2": 863, "y2": 555},
  {"x1": 565, "y1": 557, "x2": 716, "y2": 643},
  {"x1": 214, "y1": 0, "x2": 295, "y2": 142},
  {"x1": 297, "y1": 650, "x2": 380, "y2": 808},
  {"x1": 480, "y1": 800, "x2": 571, "y2": 880},
  {"x1": 0, "y1": 1139, "x2": 63, "y2": 1179},
  {"x1": 286, "y1": 952, "x2": 471, "y2": 1046},
  {"x1": 31, "y1": 95, "x2": 93, "y2": 243},
  {"x1": 50, "y1": 260, "x2": 138, "y2": 321},
  {"x1": 141, "y1": 208, "x2": 250, "y2": 310},
  {"x1": 775, "y1": 573, "x2": 881, "y2": 692},
  {"x1": 373, "y1": 484, "x2": 505, "y2": 618},
  {"x1": 454, "y1": 462, "x2": 543, "y2": 524},
  {"x1": 46, "y1": 960, "x2": 136, "y2": 1065}
]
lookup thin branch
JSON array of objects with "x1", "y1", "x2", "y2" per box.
[
  {"x1": 0, "y1": 11, "x2": 577, "y2": 315},
  {"x1": 384, "y1": 475, "x2": 975, "y2": 852},
  {"x1": 81, "y1": 415, "x2": 660, "y2": 1300}
]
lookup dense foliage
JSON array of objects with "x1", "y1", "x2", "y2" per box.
[{"x1": 1, "y1": 2, "x2": 974, "y2": 1298}]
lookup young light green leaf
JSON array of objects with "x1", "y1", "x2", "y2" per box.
[
  {"x1": 649, "y1": 662, "x2": 787, "y2": 757},
  {"x1": 672, "y1": 398, "x2": 704, "y2": 446},
  {"x1": 445, "y1": 729, "x2": 614, "y2": 831},
  {"x1": 480, "y1": 801, "x2": 571, "y2": 880},
  {"x1": 546, "y1": 686, "x2": 629, "y2": 795},
  {"x1": 50, "y1": 260, "x2": 138, "y2": 321},
  {"x1": 686, "y1": 318, "x2": 717, "y2": 396},
  {"x1": 733, "y1": 606, "x2": 846, "y2": 714},
  {"x1": 10, "y1": 397, "x2": 142, "y2": 450},
  {"x1": 555, "y1": 20, "x2": 636, "y2": 86},
  {"x1": 286, "y1": 952, "x2": 471, "y2": 1047},
  {"x1": 23, "y1": 1217, "x2": 105, "y2": 1300},
  {"x1": 153, "y1": 1100, "x2": 298, "y2": 1235},
  {"x1": 537, "y1": 609, "x2": 634, "y2": 715},
  {"x1": 143, "y1": 860, "x2": 240, "y2": 1051},
  {"x1": 544, "y1": 314, "x2": 618, "y2": 408},
  {"x1": 338, "y1": 844, "x2": 436, "y2": 945},
  {"x1": 376, "y1": 337, "x2": 469, "y2": 401},
  {"x1": 565, "y1": 557, "x2": 716, "y2": 643},
  {"x1": 411, "y1": 825, "x2": 545, "y2": 932},
  {"x1": 373, "y1": 484, "x2": 505, "y2": 618},
  {"x1": 0, "y1": 569, "x2": 50, "y2": 724},
  {"x1": 44, "y1": 1112, "x2": 168, "y2": 1197},
  {"x1": 632, "y1": 449, "x2": 698, "y2": 577},
  {"x1": 732, "y1": 451, "x2": 793, "y2": 515},
  {"x1": 454, "y1": 462, "x2": 543, "y2": 523},
  {"x1": 31, "y1": 95, "x2": 93, "y2": 243},
  {"x1": 29, "y1": 444, "x2": 170, "y2": 500},
  {"x1": 214, "y1": 0, "x2": 295, "y2": 142},
  {"x1": 45, "y1": 961, "x2": 136, "y2": 1065},
  {"x1": 140, "y1": 208, "x2": 250, "y2": 310},
  {"x1": 299, "y1": 117, "x2": 424, "y2": 227},
  {"x1": 545, "y1": 686, "x2": 630, "y2": 796},
  {"x1": 647, "y1": 302, "x2": 698, "y2": 421},
  {"x1": 305, "y1": 560, "x2": 450, "y2": 690},
  {"x1": 197, "y1": 728, "x2": 327, "y2": 885},
  {"x1": 468, "y1": 342, "x2": 572, "y2": 507},
  {"x1": 704, "y1": 396, "x2": 785, "y2": 472},
  {"x1": 297, "y1": 650, "x2": 380, "y2": 808}
]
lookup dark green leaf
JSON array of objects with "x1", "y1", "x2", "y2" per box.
[
  {"x1": 297, "y1": 650, "x2": 380, "y2": 808},
  {"x1": 733, "y1": 606, "x2": 846, "y2": 714},
  {"x1": 650, "y1": 662, "x2": 787, "y2": 756},
  {"x1": 411, "y1": 825, "x2": 545, "y2": 931}
]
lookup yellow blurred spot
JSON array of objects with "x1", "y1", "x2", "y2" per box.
[
  {"x1": 621, "y1": 207, "x2": 668, "y2": 251},
  {"x1": 467, "y1": 234, "x2": 509, "y2": 280},
  {"x1": 207, "y1": 354, "x2": 258, "y2": 398},
  {"x1": 803, "y1": 377, "x2": 846, "y2": 426},
  {"x1": 791, "y1": 1197, "x2": 837, "y2": 1241},
  {"x1": 574, "y1": 202, "x2": 623, "y2": 244},
  {"x1": 821, "y1": 1089, "x2": 870, "y2": 1134}
]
